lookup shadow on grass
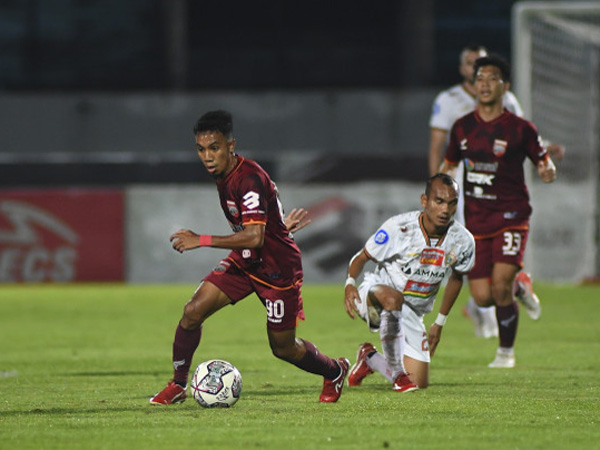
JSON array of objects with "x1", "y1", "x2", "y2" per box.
[{"x1": 65, "y1": 370, "x2": 161, "y2": 377}]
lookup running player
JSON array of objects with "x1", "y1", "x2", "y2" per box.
[
  {"x1": 150, "y1": 110, "x2": 348, "y2": 405},
  {"x1": 429, "y1": 44, "x2": 558, "y2": 338},
  {"x1": 343, "y1": 174, "x2": 475, "y2": 390},
  {"x1": 441, "y1": 55, "x2": 556, "y2": 368}
]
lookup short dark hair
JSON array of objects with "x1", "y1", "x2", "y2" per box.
[
  {"x1": 193, "y1": 110, "x2": 234, "y2": 140},
  {"x1": 460, "y1": 44, "x2": 487, "y2": 63},
  {"x1": 474, "y1": 54, "x2": 511, "y2": 83},
  {"x1": 425, "y1": 173, "x2": 459, "y2": 197}
]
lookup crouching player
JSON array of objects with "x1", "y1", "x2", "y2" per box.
[{"x1": 343, "y1": 174, "x2": 475, "y2": 390}]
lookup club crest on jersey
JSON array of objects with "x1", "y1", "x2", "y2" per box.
[
  {"x1": 493, "y1": 139, "x2": 507, "y2": 157},
  {"x1": 374, "y1": 229, "x2": 389, "y2": 245},
  {"x1": 445, "y1": 251, "x2": 458, "y2": 266},
  {"x1": 227, "y1": 200, "x2": 239, "y2": 218},
  {"x1": 420, "y1": 248, "x2": 444, "y2": 266}
]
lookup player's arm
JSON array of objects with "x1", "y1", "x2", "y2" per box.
[
  {"x1": 169, "y1": 223, "x2": 265, "y2": 253},
  {"x1": 344, "y1": 248, "x2": 371, "y2": 319},
  {"x1": 427, "y1": 269, "x2": 465, "y2": 357},
  {"x1": 429, "y1": 128, "x2": 449, "y2": 176}
]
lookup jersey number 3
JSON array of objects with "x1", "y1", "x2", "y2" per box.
[{"x1": 243, "y1": 191, "x2": 260, "y2": 210}]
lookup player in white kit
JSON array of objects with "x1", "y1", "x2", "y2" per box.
[
  {"x1": 343, "y1": 174, "x2": 475, "y2": 390},
  {"x1": 428, "y1": 45, "x2": 525, "y2": 339}
]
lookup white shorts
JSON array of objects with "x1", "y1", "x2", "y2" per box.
[{"x1": 356, "y1": 274, "x2": 430, "y2": 363}]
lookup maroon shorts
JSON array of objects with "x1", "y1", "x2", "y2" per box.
[
  {"x1": 468, "y1": 228, "x2": 529, "y2": 280},
  {"x1": 203, "y1": 259, "x2": 304, "y2": 331}
]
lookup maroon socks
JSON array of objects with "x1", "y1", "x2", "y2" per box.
[
  {"x1": 172, "y1": 323, "x2": 202, "y2": 385},
  {"x1": 496, "y1": 302, "x2": 519, "y2": 348}
]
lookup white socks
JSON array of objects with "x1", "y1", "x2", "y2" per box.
[{"x1": 374, "y1": 309, "x2": 406, "y2": 380}]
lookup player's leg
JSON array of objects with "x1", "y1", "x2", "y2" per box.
[
  {"x1": 514, "y1": 270, "x2": 541, "y2": 320},
  {"x1": 467, "y1": 236, "x2": 495, "y2": 308},
  {"x1": 150, "y1": 261, "x2": 252, "y2": 405},
  {"x1": 400, "y1": 309, "x2": 429, "y2": 389},
  {"x1": 368, "y1": 285, "x2": 418, "y2": 392},
  {"x1": 261, "y1": 283, "x2": 348, "y2": 403},
  {"x1": 464, "y1": 237, "x2": 499, "y2": 339},
  {"x1": 488, "y1": 229, "x2": 529, "y2": 368},
  {"x1": 488, "y1": 262, "x2": 520, "y2": 368},
  {"x1": 404, "y1": 357, "x2": 429, "y2": 389},
  {"x1": 150, "y1": 281, "x2": 233, "y2": 405}
]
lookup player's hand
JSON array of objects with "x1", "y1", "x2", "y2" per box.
[
  {"x1": 546, "y1": 143, "x2": 565, "y2": 161},
  {"x1": 427, "y1": 324, "x2": 442, "y2": 357},
  {"x1": 537, "y1": 158, "x2": 556, "y2": 183},
  {"x1": 344, "y1": 285, "x2": 361, "y2": 319},
  {"x1": 285, "y1": 208, "x2": 311, "y2": 233},
  {"x1": 170, "y1": 229, "x2": 200, "y2": 253}
]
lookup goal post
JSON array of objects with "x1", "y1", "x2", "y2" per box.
[{"x1": 512, "y1": 2, "x2": 600, "y2": 281}]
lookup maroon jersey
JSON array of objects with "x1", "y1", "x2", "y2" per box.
[
  {"x1": 445, "y1": 109, "x2": 549, "y2": 237},
  {"x1": 216, "y1": 155, "x2": 303, "y2": 288}
]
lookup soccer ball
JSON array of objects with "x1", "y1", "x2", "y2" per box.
[{"x1": 190, "y1": 359, "x2": 242, "y2": 408}]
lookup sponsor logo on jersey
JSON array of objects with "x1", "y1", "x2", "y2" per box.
[
  {"x1": 227, "y1": 200, "x2": 239, "y2": 218},
  {"x1": 493, "y1": 139, "x2": 507, "y2": 157},
  {"x1": 504, "y1": 211, "x2": 518, "y2": 219},
  {"x1": 466, "y1": 172, "x2": 495, "y2": 185},
  {"x1": 468, "y1": 187, "x2": 497, "y2": 200},
  {"x1": 213, "y1": 260, "x2": 230, "y2": 273},
  {"x1": 460, "y1": 139, "x2": 468, "y2": 151},
  {"x1": 464, "y1": 158, "x2": 475, "y2": 171},
  {"x1": 374, "y1": 229, "x2": 389, "y2": 245},
  {"x1": 412, "y1": 267, "x2": 446, "y2": 280},
  {"x1": 403, "y1": 280, "x2": 440, "y2": 298},
  {"x1": 471, "y1": 161, "x2": 498, "y2": 172},
  {"x1": 420, "y1": 248, "x2": 444, "y2": 266}
]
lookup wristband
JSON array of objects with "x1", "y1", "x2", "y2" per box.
[
  {"x1": 199, "y1": 235, "x2": 213, "y2": 247},
  {"x1": 345, "y1": 276, "x2": 356, "y2": 287},
  {"x1": 434, "y1": 313, "x2": 447, "y2": 327}
]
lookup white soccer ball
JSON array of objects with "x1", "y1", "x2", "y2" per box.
[{"x1": 190, "y1": 359, "x2": 242, "y2": 408}]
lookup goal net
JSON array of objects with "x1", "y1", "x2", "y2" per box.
[{"x1": 513, "y1": 2, "x2": 600, "y2": 281}]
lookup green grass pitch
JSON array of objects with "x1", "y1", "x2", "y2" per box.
[{"x1": 1, "y1": 283, "x2": 599, "y2": 449}]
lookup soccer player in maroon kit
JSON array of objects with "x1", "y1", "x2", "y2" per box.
[
  {"x1": 150, "y1": 110, "x2": 349, "y2": 404},
  {"x1": 441, "y1": 55, "x2": 556, "y2": 368}
]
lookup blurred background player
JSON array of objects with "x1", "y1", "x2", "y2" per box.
[
  {"x1": 428, "y1": 44, "x2": 563, "y2": 339},
  {"x1": 441, "y1": 55, "x2": 556, "y2": 368},
  {"x1": 150, "y1": 110, "x2": 348, "y2": 405},
  {"x1": 343, "y1": 174, "x2": 475, "y2": 390}
]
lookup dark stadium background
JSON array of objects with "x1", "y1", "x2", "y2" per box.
[{"x1": 0, "y1": 1, "x2": 520, "y2": 186}]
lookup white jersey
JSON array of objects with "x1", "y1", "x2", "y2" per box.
[
  {"x1": 429, "y1": 83, "x2": 523, "y2": 131},
  {"x1": 363, "y1": 210, "x2": 475, "y2": 316}
]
